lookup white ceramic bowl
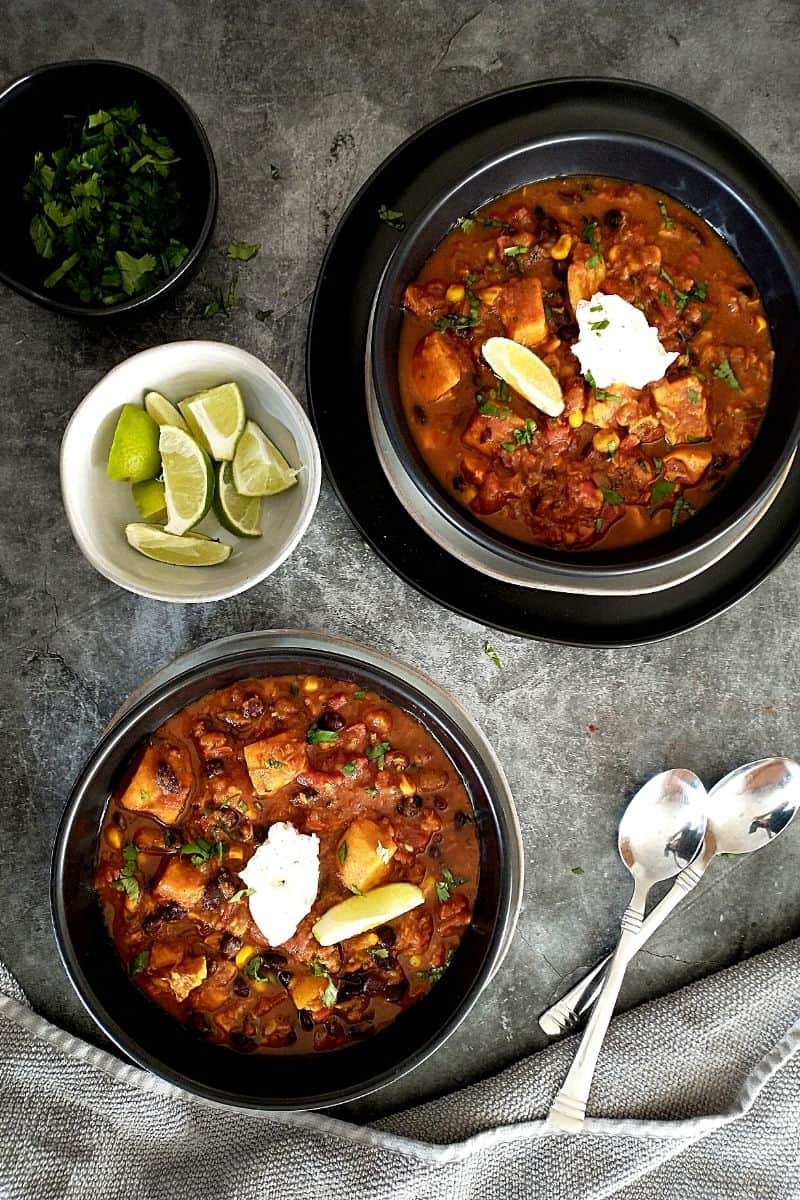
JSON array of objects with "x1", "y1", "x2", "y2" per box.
[{"x1": 60, "y1": 340, "x2": 321, "y2": 603}]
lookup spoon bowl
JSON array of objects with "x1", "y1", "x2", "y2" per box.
[
  {"x1": 618, "y1": 768, "x2": 708, "y2": 890},
  {"x1": 705, "y1": 757, "x2": 800, "y2": 854}
]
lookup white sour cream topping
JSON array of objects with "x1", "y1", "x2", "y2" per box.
[
  {"x1": 571, "y1": 291, "x2": 678, "y2": 389},
  {"x1": 239, "y1": 822, "x2": 320, "y2": 947}
]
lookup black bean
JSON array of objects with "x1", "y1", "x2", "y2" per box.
[
  {"x1": 220, "y1": 933, "x2": 242, "y2": 958},
  {"x1": 216, "y1": 868, "x2": 236, "y2": 900},
  {"x1": 534, "y1": 205, "x2": 546, "y2": 218},
  {"x1": 325, "y1": 1020, "x2": 342, "y2": 1038},
  {"x1": 375, "y1": 924, "x2": 396, "y2": 947},
  {"x1": 218, "y1": 807, "x2": 240, "y2": 830},
  {"x1": 382, "y1": 979, "x2": 409, "y2": 1003},
  {"x1": 187, "y1": 1011, "x2": 210, "y2": 1037},
  {"x1": 454, "y1": 811, "x2": 467, "y2": 829},
  {"x1": 252, "y1": 823, "x2": 268, "y2": 844},
  {"x1": 538, "y1": 215, "x2": 560, "y2": 241},
  {"x1": 434, "y1": 795, "x2": 448, "y2": 811},
  {"x1": 156, "y1": 761, "x2": 180, "y2": 794},
  {"x1": 376, "y1": 954, "x2": 397, "y2": 972},
  {"x1": 230, "y1": 1032, "x2": 257, "y2": 1053},
  {"x1": 141, "y1": 913, "x2": 162, "y2": 935},
  {"x1": 299, "y1": 1009, "x2": 315, "y2": 1031},
  {"x1": 396, "y1": 796, "x2": 423, "y2": 817},
  {"x1": 277, "y1": 970, "x2": 293, "y2": 988},
  {"x1": 551, "y1": 260, "x2": 568, "y2": 281},
  {"x1": 242, "y1": 694, "x2": 265, "y2": 719},
  {"x1": 603, "y1": 208, "x2": 624, "y2": 230},
  {"x1": 202, "y1": 882, "x2": 223, "y2": 910},
  {"x1": 738, "y1": 283, "x2": 755, "y2": 298},
  {"x1": 318, "y1": 708, "x2": 346, "y2": 732},
  {"x1": 452, "y1": 474, "x2": 465, "y2": 492},
  {"x1": 413, "y1": 404, "x2": 428, "y2": 424},
  {"x1": 233, "y1": 975, "x2": 251, "y2": 998},
  {"x1": 284, "y1": 1028, "x2": 298, "y2": 1046},
  {"x1": 345, "y1": 1023, "x2": 374, "y2": 1040},
  {"x1": 261, "y1": 950, "x2": 288, "y2": 967},
  {"x1": 712, "y1": 454, "x2": 731, "y2": 472},
  {"x1": 428, "y1": 844, "x2": 442, "y2": 860},
  {"x1": 556, "y1": 320, "x2": 579, "y2": 342},
  {"x1": 205, "y1": 758, "x2": 224, "y2": 778}
]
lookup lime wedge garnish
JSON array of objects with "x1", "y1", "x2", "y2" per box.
[
  {"x1": 311, "y1": 883, "x2": 424, "y2": 946},
  {"x1": 125, "y1": 524, "x2": 231, "y2": 566},
  {"x1": 482, "y1": 336, "x2": 565, "y2": 417},
  {"x1": 178, "y1": 381, "x2": 246, "y2": 461},
  {"x1": 159, "y1": 425, "x2": 213, "y2": 536},
  {"x1": 106, "y1": 404, "x2": 161, "y2": 483},
  {"x1": 213, "y1": 461, "x2": 262, "y2": 537},
  {"x1": 131, "y1": 478, "x2": 167, "y2": 519},
  {"x1": 232, "y1": 419, "x2": 299, "y2": 497},
  {"x1": 144, "y1": 390, "x2": 189, "y2": 432}
]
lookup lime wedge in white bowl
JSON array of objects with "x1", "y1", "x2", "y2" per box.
[
  {"x1": 144, "y1": 390, "x2": 189, "y2": 432},
  {"x1": 233, "y1": 419, "x2": 299, "y2": 496},
  {"x1": 126, "y1": 524, "x2": 232, "y2": 566},
  {"x1": 59, "y1": 341, "x2": 321, "y2": 603},
  {"x1": 179, "y1": 381, "x2": 246, "y2": 461},
  {"x1": 214, "y1": 461, "x2": 262, "y2": 537},
  {"x1": 160, "y1": 425, "x2": 214, "y2": 535}
]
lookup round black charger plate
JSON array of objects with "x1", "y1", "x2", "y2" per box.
[{"x1": 306, "y1": 78, "x2": 800, "y2": 647}]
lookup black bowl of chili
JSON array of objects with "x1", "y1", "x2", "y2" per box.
[
  {"x1": 0, "y1": 59, "x2": 217, "y2": 318},
  {"x1": 51, "y1": 631, "x2": 523, "y2": 1111},
  {"x1": 371, "y1": 130, "x2": 800, "y2": 582}
]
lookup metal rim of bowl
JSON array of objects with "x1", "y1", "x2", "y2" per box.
[
  {"x1": 50, "y1": 630, "x2": 523, "y2": 1110},
  {"x1": 0, "y1": 58, "x2": 218, "y2": 317},
  {"x1": 370, "y1": 129, "x2": 800, "y2": 582}
]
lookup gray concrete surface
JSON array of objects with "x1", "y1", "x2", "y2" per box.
[{"x1": 1, "y1": 0, "x2": 799, "y2": 1121}]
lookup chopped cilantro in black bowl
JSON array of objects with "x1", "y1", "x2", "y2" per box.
[{"x1": 0, "y1": 60, "x2": 217, "y2": 318}]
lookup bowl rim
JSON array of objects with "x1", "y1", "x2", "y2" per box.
[
  {"x1": 50, "y1": 629, "x2": 524, "y2": 1110},
  {"x1": 369, "y1": 127, "x2": 800, "y2": 580},
  {"x1": 59, "y1": 340, "x2": 322, "y2": 603},
  {"x1": 0, "y1": 58, "x2": 218, "y2": 318}
]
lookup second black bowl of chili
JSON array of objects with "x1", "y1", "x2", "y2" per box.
[
  {"x1": 51, "y1": 631, "x2": 522, "y2": 1110},
  {"x1": 371, "y1": 132, "x2": 800, "y2": 580}
]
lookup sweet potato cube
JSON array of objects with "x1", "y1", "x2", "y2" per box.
[
  {"x1": 410, "y1": 331, "x2": 463, "y2": 402},
  {"x1": 338, "y1": 818, "x2": 397, "y2": 894},
  {"x1": 567, "y1": 259, "x2": 607, "y2": 312},
  {"x1": 652, "y1": 375, "x2": 710, "y2": 444},
  {"x1": 166, "y1": 955, "x2": 207, "y2": 1002},
  {"x1": 289, "y1": 972, "x2": 329, "y2": 1014},
  {"x1": 117, "y1": 744, "x2": 191, "y2": 825},
  {"x1": 498, "y1": 276, "x2": 546, "y2": 346},
  {"x1": 151, "y1": 858, "x2": 206, "y2": 911},
  {"x1": 663, "y1": 445, "x2": 713, "y2": 485},
  {"x1": 244, "y1": 732, "x2": 307, "y2": 795},
  {"x1": 462, "y1": 410, "x2": 529, "y2": 458}
]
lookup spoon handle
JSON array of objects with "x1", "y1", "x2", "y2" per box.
[
  {"x1": 547, "y1": 897, "x2": 646, "y2": 1133},
  {"x1": 539, "y1": 855, "x2": 709, "y2": 1037}
]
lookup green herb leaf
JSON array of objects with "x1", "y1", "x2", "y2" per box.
[
  {"x1": 226, "y1": 240, "x2": 260, "y2": 261},
  {"x1": 353, "y1": 690, "x2": 367, "y2": 699},
  {"x1": 660, "y1": 267, "x2": 675, "y2": 286},
  {"x1": 111, "y1": 875, "x2": 140, "y2": 902},
  {"x1": 229, "y1": 887, "x2": 255, "y2": 904},
  {"x1": 589, "y1": 318, "x2": 609, "y2": 332},
  {"x1": 114, "y1": 250, "x2": 156, "y2": 296},
  {"x1": 365, "y1": 741, "x2": 391, "y2": 770},
  {"x1": 434, "y1": 311, "x2": 479, "y2": 332},
  {"x1": 378, "y1": 204, "x2": 406, "y2": 231},
  {"x1": 658, "y1": 200, "x2": 674, "y2": 230},
  {"x1": 483, "y1": 640, "x2": 502, "y2": 669},
  {"x1": 503, "y1": 244, "x2": 528, "y2": 257},
  {"x1": 687, "y1": 388, "x2": 700, "y2": 403},
  {"x1": 178, "y1": 838, "x2": 222, "y2": 866},
  {"x1": 582, "y1": 221, "x2": 599, "y2": 252},
  {"x1": 306, "y1": 723, "x2": 339, "y2": 744},
  {"x1": 417, "y1": 948, "x2": 455, "y2": 983},
  {"x1": 713, "y1": 358, "x2": 742, "y2": 390},
  {"x1": 131, "y1": 949, "x2": 150, "y2": 974},
  {"x1": 322, "y1": 979, "x2": 338, "y2": 1007},
  {"x1": 600, "y1": 487, "x2": 624, "y2": 506},
  {"x1": 658, "y1": 289, "x2": 670, "y2": 306},
  {"x1": 375, "y1": 840, "x2": 392, "y2": 865},
  {"x1": 254, "y1": 308, "x2": 272, "y2": 321},
  {"x1": 594, "y1": 516, "x2": 604, "y2": 534},
  {"x1": 340, "y1": 761, "x2": 357, "y2": 777},
  {"x1": 43, "y1": 253, "x2": 80, "y2": 289},
  {"x1": 370, "y1": 947, "x2": 389, "y2": 961},
  {"x1": 571, "y1": 866, "x2": 584, "y2": 876},
  {"x1": 365, "y1": 786, "x2": 379, "y2": 798},
  {"x1": 435, "y1": 866, "x2": 467, "y2": 903},
  {"x1": 671, "y1": 495, "x2": 696, "y2": 526},
  {"x1": 338, "y1": 841, "x2": 348, "y2": 865},
  {"x1": 262, "y1": 758, "x2": 283, "y2": 769},
  {"x1": 455, "y1": 216, "x2": 476, "y2": 232},
  {"x1": 650, "y1": 478, "x2": 675, "y2": 506},
  {"x1": 270, "y1": 163, "x2": 281, "y2": 180},
  {"x1": 245, "y1": 955, "x2": 273, "y2": 983},
  {"x1": 586, "y1": 253, "x2": 602, "y2": 269}
]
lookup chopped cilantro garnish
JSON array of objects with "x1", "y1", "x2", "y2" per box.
[
  {"x1": 658, "y1": 289, "x2": 670, "y2": 305},
  {"x1": 254, "y1": 308, "x2": 272, "y2": 322},
  {"x1": 713, "y1": 358, "x2": 742, "y2": 390},
  {"x1": 306, "y1": 723, "x2": 339, "y2": 744},
  {"x1": 245, "y1": 955, "x2": 273, "y2": 983},
  {"x1": 600, "y1": 487, "x2": 623, "y2": 506},
  {"x1": 671, "y1": 495, "x2": 696, "y2": 526},
  {"x1": 589, "y1": 319, "x2": 609, "y2": 332},
  {"x1": 571, "y1": 866, "x2": 585, "y2": 876},
  {"x1": 337, "y1": 842, "x2": 348, "y2": 865},
  {"x1": 434, "y1": 311, "x2": 479, "y2": 332},
  {"x1": 659, "y1": 267, "x2": 675, "y2": 286},
  {"x1": 483, "y1": 640, "x2": 502, "y2": 669},
  {"x1": 582, "y1": 221, "x2": 599, "y2": 251},
  {"x1": 435, "y1": 867, "x2": 466, "y2": 903},
  {"x1": 229, "y1": 887, "x2": 255, "y2": 903},
  {"x1": 340, "y1": 761, "x2": 358, "y2": 777},
  {"x1": 311, "y1": 960, "x2": 338, "y2": 1007},
  {"x1": 130, "y1": 949, "x2": 150, "y2": 975},
  {"x1": 365, "y1": 741, "x2": 390, "y2": 770},
  {"x1": 658, "y1": 200, "x2": 674, "y2": 230},
  {"x1": 111, "y1": 843, "x2": 141, "y2": 903},
  {"x1": 353, "y1": 690, "x2": 367, "y2": 699},
  {"x1": 365, "y1": 786, "x2": 379, "y2": 798},
  {"x1": 586, "y1": 253, "x2": 602, "y2": 269},
  {"x1": 179, "y1": 838, "x2": 223, "y2": 866},
  {"x1": 503, "y1": 244, "x2": 528, "y2": 257},
  {"x1": 378, "y1": 204, "x2": 405, "y2": 231},
  {"x1": 370, "y1": 947, "x2": 390, "y2": 961},
  {"x1": 418, "y1": 949, "x2": 455, "y2": 983},
  {"x1": 226, "y1": 240, "x2": 260, "y2": 261},
  {"x1": 650, "y1": 479, "x2": 676, "y2": 506},
  {"x1": 455, "y1": 216, "x2": 476, "y2": 232}
]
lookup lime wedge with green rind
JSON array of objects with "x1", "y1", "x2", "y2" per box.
[
  {"x1": 106, "y1": 404, "x2": 161, "y2": 483},
  {"x1": 125, "y1": 524, "x2": 231, "y2": 566},
  {"x1": 232, "y1": 419, "x2": 299, "y2": 497},
  {"x1": 144, "y1": 390, "x2": 189, "y2": 432},
  {"x1": 131, "y1": 478, "x2": 167, "y2": 520},
  {"x1": 311, "y1": 883, "x2": 425, "y2": 947},
  {"x1": 159, "y1": 425, "x2": 213, "y2": 536},
  {"x1": 213, "y1": 461, "x2": 262, "y2": 537},
  {"x1": 178, "y1": 381, "x2": 246, "y2": 461}
]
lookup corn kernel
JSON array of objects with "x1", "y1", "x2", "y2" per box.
[
  {"x1": 399, "y1": 774, "x2": 416, "y2": 796},
  {"x1": 550, "y1": 234, "x2": 573, "y2": 260},
  {"x1": 302, "y1": 677, "x2": 319, "y2": 692},
  {"x1": 608, "y1": 244, "x2": 623, "y2": 263},
  {"x1": 228, "y1": 845, "x2": 244, "y2": 861},
  {"x1": 487, "y1": 248, "x2": 496, "y2": 264},
  {"x1": 755, "y1": 314, "x2": 767, "y2": 333},
  {"x1": 445, "y1": 283, "x2": 465, "y2": 303},
  {"x1": 462, "y1": 485, "x2": 477, "y2": 503},
  {"x1": 252, "y1": 979, "x2": 271, "y2": 994},
  {"x1": 568, "y1": 409, "x2": 584, "y2": 429},
  {"x1": 106, "y1": 826, "x2": 123, "y2": 850},
  {"x1": 593, "y1": 430, "x2": 619, "y2": 455},
  {"x1": 410, "y1": 955, "x2": 422, "y2": 968},
  {"x1": 235, "y1": 944, "x2": 256, "y2": 970},
  {"x1": 478, "y1": 285, "x2": 502, "y2": 306},
  {"x1": 563, "y1": 532, "x2": 577, "y2": 545}
]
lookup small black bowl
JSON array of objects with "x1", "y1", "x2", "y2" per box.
[
  {"x1": 50, "y1": 632, "x2": 522, "y2": 1110},
  {"x1": 372, "y1": 132, "x2": 800, "y2": 583},
  {"x1": 0, "y1": 59, "x2": 217, "y2": 318}
]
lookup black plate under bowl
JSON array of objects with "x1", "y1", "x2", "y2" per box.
[
  {"x1": 371, "y1": 133, "x2": 800, "y2": 581},
  {"x1": 0, "y1": 59, "x2": 218, "y2": 318},
  {"x1": 306, "y1": 78, "x2": 800, "y2": 645},
  {"x1": 51, "y1": 640, "x2": 519, "y2": 1110}
]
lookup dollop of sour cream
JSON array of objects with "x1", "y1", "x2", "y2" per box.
[
  {"x1": 571, "y1": 292, "x2": 678, "y2": 389},
  {"x1": 239, "y1": 822, "x2": 320, "y2": 947}
]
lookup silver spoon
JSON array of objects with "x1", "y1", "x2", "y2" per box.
[
  {"x1": 539, "y1": 757, "x2": 800, "y2": 1038},
  {"x1": 547, "y1": 768, "x2": 707, "y2": 1133}
]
